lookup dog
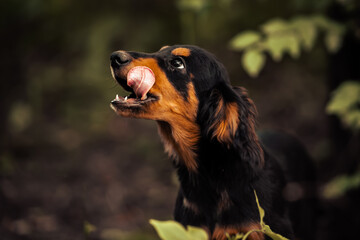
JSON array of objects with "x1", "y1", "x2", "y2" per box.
[{"x1": 109, "y1": 45, "x2": 316, "y2": 240}]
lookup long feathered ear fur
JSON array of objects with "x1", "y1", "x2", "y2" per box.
[{"x1": 198, "y1": 82, "x2": 264, "y2": 170}]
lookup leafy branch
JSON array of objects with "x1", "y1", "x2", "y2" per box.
[{"x1": 229, "y1": 15, "x2": 346, "y2": 77}]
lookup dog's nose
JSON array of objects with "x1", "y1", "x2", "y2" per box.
[{"x1": 110, "y1": 51, "x2": 131, "y2": 68}]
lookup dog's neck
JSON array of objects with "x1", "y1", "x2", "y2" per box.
[
  {"x1": 157, "y1": 120, "x2": 200, "y2": 172},
  {"x1": 156, "y1": 119, "x2": 262, "y2": 179}
]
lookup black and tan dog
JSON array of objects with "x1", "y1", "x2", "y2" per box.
[{"x1": 109, "y1": 45, "x2": 315, "y2": 240}]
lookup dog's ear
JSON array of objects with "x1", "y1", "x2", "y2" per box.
[
  {"x1": 198, "y1": 83, "x2": 264, "y2": 169},
  {"x1": 199, "y1": 83, "x2": 239, "y2": 145}
]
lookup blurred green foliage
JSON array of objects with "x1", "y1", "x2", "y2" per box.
[
  {"x1": 8, "y1": 102, "x2": 33, "y2": 133},
  {"x1": 323, "y1": 171, "x2": 360, "y2": 199},
  {"x1": 84, "y1": 221, "x2": 97, "y2": 236},
  {"x1": 326, "y1": 81, "x2": 360, "y2": 130},
  {"x1": 0, "y1": 153, "x2": 15, "y2": 176},
  {"x1": 230, "y1": 15, "x2": 345, "y2": 77}
]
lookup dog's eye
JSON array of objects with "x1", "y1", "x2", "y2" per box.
[{"x1": 170, "y1": 58, "x2": 185, "y2": 69}]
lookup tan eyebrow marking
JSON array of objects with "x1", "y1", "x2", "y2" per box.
[
  {"x1": 171, "y1": 47, "x2": 191, "y2": 57},
  {"x1": 160, "y1": 45, "x2": 170, "y2": 51}
]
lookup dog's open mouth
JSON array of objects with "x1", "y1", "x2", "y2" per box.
[
  {"x1": 111, "y1": 92, "x2": 157, "y2": 108},
  {"x1": 111, "y1": 66, "x2": 158, "y2": 109}
]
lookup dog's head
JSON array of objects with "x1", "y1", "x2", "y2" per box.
[
  {"x1": 110, "y1": 45, "x2": 227, "y2": 120},
  {"x1": 110, "y1": 45, "x2": 263, "y2": 171}
]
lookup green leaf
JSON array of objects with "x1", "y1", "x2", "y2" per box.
[
  {"x1": 325, "y1": 31, "x2": 343, "y2": 53},
  {"x1": 264, "y1": 35, "x2": 284, "y2": 61},
  {"x1": 291, "y1": 17, "x2": 317, "y2": 51},
  {"x1": 312, "y1": 15, "x2": 345, "y2": 53},
  {"x1": 323, "y1": 172, "x2": 360, "y2": 199},
  {"x1": 253, "y1": 190, "x2": 265, "y2": 227},
  {"x1": 263, "y1": 225, "x2": 289, "y2": 240},
  {"x1": 8, "y1": 102, "x2": 33, "y2": 133},
  {"x1": 265, "y1": 32, "x2": 301, "y2": 61},
  {"x1": 326, "y1": 81, "x2": 360, "y2": 130},
  {"x1": 253, "y1": 191, "x2": 289, "y2": 240},
  {"x1": 230, "y1": 31, "x2": 262, "y2": 50},
  {"x1": 344, "y1": 110, "x2": 360, "y2": 129},
  {"x1": 84, "y1": 221, "x2": 97, "y2": 235},
  {"x1": 234, "y1": 233, "x2": 245, "y2": 240},
  {"x1": 241, "y1": 49, "x2": 266, "y2": 77},
  {"x1": 149, "y1": 219, "x2": 208, "y2": 240},
  {"x1": 242, "y1": 229, "x2": 263, "y2": 240},
  {"x1": 284, "y1": 33, "x2": 301, "y2": 58},
  {"x1": 150, "y1": 220, "x2": 189, "y2": 240},
  {"x1": 226, "y1": 232, "x2": 244, "y2": 240},
  {"x1": 187, "y1": 226, "x2": 209, "y2": 240},
  {"x1": 326, "y1": 81, "x2": 360, "y2": 115},
  {"x1": 261, "y1": 18, "x2": 291, "y2": 34}
]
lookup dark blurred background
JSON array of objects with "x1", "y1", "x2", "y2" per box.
[{"x1": 1, "y1": 0, "x2": 359, "y2": 239}]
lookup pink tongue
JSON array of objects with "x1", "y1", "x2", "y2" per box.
[{"x1": 127, "y1": 66, "x2": 155, "y2": 100}]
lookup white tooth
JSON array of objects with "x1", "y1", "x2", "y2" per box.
[
  {"x1": 116, "y1": 94, "x2": 120, "y2": 100},
  {"x1": 124, "y1": 96, "x2": 128, "y2": 101}
]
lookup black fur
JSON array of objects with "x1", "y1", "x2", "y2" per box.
[
  {"x1": 173, "y1": 49, "x2": 294, "y2": 238},
  {"x1": 110, "y1": 45, "x2": 316, "y2": 240}
]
